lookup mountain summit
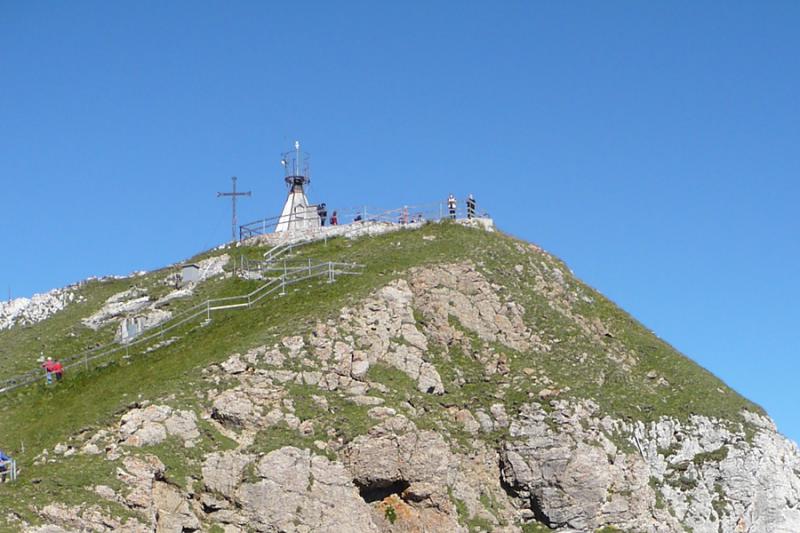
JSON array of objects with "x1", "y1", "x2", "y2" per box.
[{"x1": 0, "y1": 221, "x2": 797, "y2": 533}]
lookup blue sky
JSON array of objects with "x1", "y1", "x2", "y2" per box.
[{"x1": 2, "y1": 2, "x2": 799, "y2": 441}]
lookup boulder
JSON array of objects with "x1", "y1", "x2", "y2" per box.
[
  {"x1": 153, "y1": 481, "x2": 200, "y2": 532},
  {"x1": 212, "y1": 390, "x2": 258, "y2": 427},
  {"x1": 234, "y1": 447, "x2": 379, "y2": 532},
  {"x1": 202, "y1": 451, "x2": 255, "y2": 500}
]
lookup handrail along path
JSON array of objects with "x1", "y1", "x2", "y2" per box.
[{"x1": 0, "y1": 255, "x2": 363, "y2": 395}]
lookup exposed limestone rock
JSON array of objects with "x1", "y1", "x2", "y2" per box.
[
  {"x1": 119, "y1": 405, "x2": 171, "y2": 447},
  {"x1": 33, "y1": 503, "x2": 148, "y2": 532},
  {"x1": 117, "y1": 454, "x2": 165, "y2": 509},
  {"x1": 496, "y1": 399, "x2": 800, "y2": 533},
  {"x1": 83, "y1": 291, "x2": 151, "y2": 330},
  {"x1": 195, "y1": 254, "x2": 230, "y2": 281},
  {"x1": 115, "y1": 308, "x2": 172, "y2": 343},
  {"x1": 455, "y1": 408, "x2": 480, "y2": 434},
  {"x1": 153, "y1": 287, "x2": 193, "y2": 306},
  {"x1": 153, "y1": 481, "x2": 200, "y2": 532},
  {"x1": 220, "y1": 353, "x2": 248, "y2": 374},
  {"x1": 408, "y1": 262, "x2": 534, "y2": 352},
  {"x1": 0, "y1": 285, "x2": 83, "y2": 331},
  {"x1": 124, "y1": 421, "x2": 167, "y2": 448},
  {"x1": 232, "y1": 447, "x2": 379, "y2": 532},
  {"x1": 331, "y1": 279, "x2": 445, "y2": 395},
  {"x1": 282, "y1": 335, "x2": 305, "y2": 355},
  {"x1": 164, "y1": 409, "x2": 200, "y2": 443},
  {"x1": 80, "y1": 255, "x2": 228, "y2": 334},
  {"x1": 343, "y1": 417, "x2": 456, "y2": 502},
  {"x1": 22, "y1": 256, "x2": 800, "y2": 533},
  {"x1": 631, "y1": 412, "x2": 800, "y2": 533},
  {"x1": 117, "y1": 404, "x2": 199, "y2": 448},
  {"x1": 202, "y1": 451, "x2": 255, "y2": 499},
  {"x1": 212, "y1": 390, "x2": 259, "y2": 428}
]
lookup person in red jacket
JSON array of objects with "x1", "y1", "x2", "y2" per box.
[{"x1": 53, "y1": 360, "x2": 64, "y2": 382}]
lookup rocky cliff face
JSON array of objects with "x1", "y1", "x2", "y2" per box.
[
  {"x1": 14, "y1": 248, "x2": 800, "y2": 532},
  {"x1": 0, "y1": 286, "x2": 83, "y2": 331}
]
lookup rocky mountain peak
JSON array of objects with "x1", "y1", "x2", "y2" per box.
[{"x1": 2, "y1": 224, "x2": 797, "y2": 533}]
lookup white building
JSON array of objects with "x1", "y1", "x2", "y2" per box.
[{"x1": 275, "y1": 141, "x2": 320, "y2": 233}]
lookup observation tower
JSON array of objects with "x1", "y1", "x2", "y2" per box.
[{"x1": 275, "y1": 141, "x2": 319, "y2": 232}]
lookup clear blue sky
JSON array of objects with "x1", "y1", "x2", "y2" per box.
[{"x1": 2, "y1": 2, "x2": 799, "y2": 441}]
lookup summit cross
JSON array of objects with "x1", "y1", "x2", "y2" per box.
[{"x1": 217, "y1": 176, "x2": 251, "y2": 242}]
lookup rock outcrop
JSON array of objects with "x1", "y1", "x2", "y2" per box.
[
  {"x1": 0, "y1": 286, "x2": 83, "y2": 331},
  {"x1": 13, "y1": 248, "x2": 800, "y2": 533}
]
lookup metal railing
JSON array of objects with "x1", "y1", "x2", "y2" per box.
[
  {"x1": 239, "y1": 200, "x2": 486, "y2": 241},
  {"x1": 0, "y1": 459, "x2": 17, "y2": 482},
  {"x1": 263, "y1": 237, "x2": 315, "y2": 263},
  {"x1": 0, "y1": 259, "x2": 363, "y2": 395},
  {"x1": 239, "y1": 211, "x2": 319, "y2": 240}
]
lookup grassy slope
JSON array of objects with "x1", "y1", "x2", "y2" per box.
[
  {"x1": 0, "y1": 277, "x2": 132, "y2": 377},
  {"x1": 0, "y1": 222, "x2": 763, "y2": 527}
]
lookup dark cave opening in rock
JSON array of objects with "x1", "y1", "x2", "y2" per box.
[
  {"x1": 527, "y1": 494, "x2": 554, "y2": 528},
  {"x1": 356, "y1": 480, "x2": 411, "y2": 504},
  {"x1": 498, "y1": 461, "x2": 554, "y2": 528}
]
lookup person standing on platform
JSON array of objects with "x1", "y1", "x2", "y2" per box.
[{"x1": 466, "y1": 194, "x2": 476, "y2": 219}]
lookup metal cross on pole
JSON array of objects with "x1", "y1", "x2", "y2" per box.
[{"x1": 217, "y1": 176, "x2": 251, "y2": 242}]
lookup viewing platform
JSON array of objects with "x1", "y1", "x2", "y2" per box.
[{"x1": 239, "y1": 201, "x2": 494, "y2": 248}]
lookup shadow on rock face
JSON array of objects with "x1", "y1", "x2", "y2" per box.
[{"x1": 356, "y1": 479, "x2": 411, "y2": 504}]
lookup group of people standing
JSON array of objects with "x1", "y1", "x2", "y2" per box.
[
  {"x1": 448, "y1": 193, "x2": 477, "y2": 220},
  {"x1": 41, "y1": 356, "x2": 64, "y2": 385},
  {"x1": 317, "y1": 195, "x2": 478, "y2": 228},
  {"x1": 316, "y1": 203, "x2": 338, "y2": 226}
]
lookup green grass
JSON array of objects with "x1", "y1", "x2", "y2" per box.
[
  {"x1": 692, "y1": 446, "x2": 729, "y2": 466},
  {"x1": 0, "y1": 453, "x2": 144, "y2": 530},
  {"x1": 0, "y1": 223, "x2": 482, "y2": 450},
  {"x1": 520, "y1": 523, "x2": 552, "y2": 533},
  {"x1": 249, "y1": 424, "x2": 322, "y2": 458},
  {"x1": 0, "y1": 221, "x2": 767, "y2": 527},
  {"x1": 0, "y1": 251, "x2": 236, "y2": 380},
  {"x1": 148, "y1": 417, "x2": 239, "y2": 490},
  {"x1": 0, "y1": 277, "x2": 133, "y2": 377}
]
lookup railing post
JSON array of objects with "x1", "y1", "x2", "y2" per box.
[
  {"x1": 308, "y1": 258, "x2": 312, "y2": 276},
  {"x1": 281, "y1": 261, "x2": 287, "y2": 296},
  {"x1": 206, "y1": 300, "x2": 211, "y2": 320}
]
